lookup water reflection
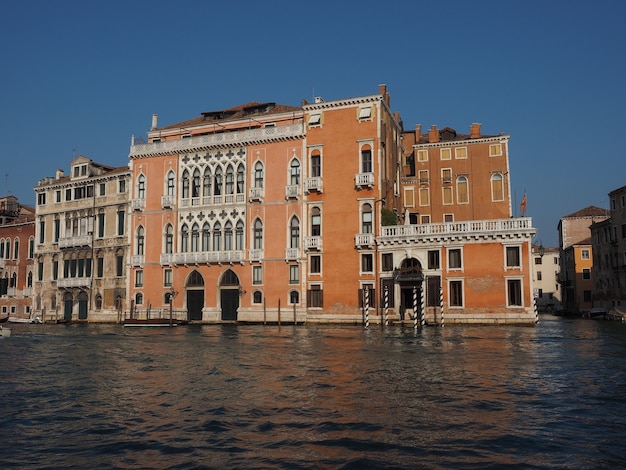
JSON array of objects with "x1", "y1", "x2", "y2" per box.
[{"x1": 2, "y1": 318, "x2": 626, "y2": 468}]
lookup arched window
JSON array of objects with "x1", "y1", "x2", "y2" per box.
[
  {"x1": 290, "y1": 216, "x2": 300, "y2": 249},
  {"x1": 225, "y1": 165, "x2": 234, "y2": 195},
  {"x1": 457, "y1": 176, "x2": 469, "y2": 204},
  {"x1": 253, "y1": 290, "x2": 263, "y2": 304},
  {"x1": 192, "y1": 169, "x2": 201, "y2": 198},
  {"x1": 10, "y1": 272, "x2": 17, "y2": 288},
  {"x1": 253, "y1": 219, "x2": 263, "y2": 250},
  {"x1": 182, "y1": 169, "x2": 190, "y2": 199},
  {"x1": 311, "y1": 207, "x2": 321, "y2": 236},
  {"x1": 361, "y1": 203, "x2": 372, "y2": 234},
  {"x1": 13, "y1": 238, "x2": 19, "y2": 259},
  {"x1": 0, "y1": 238, "x2": 4, "y2": 258},
  {"x1": 27, "y1": 271, "x2": 33, "y2": 287},
  {"x1": 224, "y1": 221, "x2": 233, "y2": 251},
  {"x1": 203, "y1": 167, "x2": 212, "y2": 198},
  {"x1": 166, "y1": 170, "x2": 176, "y2": 196},
  {"x1": 236, "y1": 164, "x2": 245, "y2": 194},
  {"x1": 290, "y1": 290, "x2": 300, "y2": 304},
  {"x1": 137, "y1": 174, "x2": 146, "y2": 199},
  {"x1": 202, "y1": 223, "x2": 210, "y2": 251},
  {"x1": 214, "y1": 167, "x2": 223, "y2": 196},
  {"x1": 213, "y1": 222, "x2": 222, "y2": 251},
  {"x1": 165, "y1": 224, "x2": 174, "y2": 254},
  {"x1": 136, "y1": 226, "x2": 145, "y2": 255},
  {"x1": 95, "y1": 294, "x2": 102, "y2": 310},
  {"x1": 191, "y1": 223, "x2": 200, "y2": 252},
  {"x1": 290, "y1": 159, "x2": 300, "y2": 185},
  {"x1": 254, "y1": 162, "x2": 264, "y2": 188},
  {"x1": 135, "y1": 292, "x2": 143, "y2": 305},
  {"x1": 235, "y1": 220, "x2": 244, "y2": 250},
  {"x1": 491, "y1": 173, "x2": 504, "y2": 201},
  {"x1": 181, "y1": 224, "x2": 189, "y2": 252}
]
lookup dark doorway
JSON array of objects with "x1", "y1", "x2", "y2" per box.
[
  {"x1": 78, "y1": 291, "x2": 88, "y2": 320},
  {"x1": 187, "y1": 290, "x2": 204, "y2": 321},
  {"x1": 220, "y1": 269, "x2": 240, "y2": 321},
  {"x1": 63, "y1": 292, "x2": 73, "y2": 321}
]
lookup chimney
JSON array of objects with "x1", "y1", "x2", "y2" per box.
[
  {"x1": 415, "y1": 124, "x2": 422, "y2": 140},
  {"x1": 428, "y1": 125, "x2": 440, "y2": 143},
  {"x1": 151, "y1": 114, "x2": 159, "y2": 131},
  {"x1": 470, "y1": 123, "x2": 481, "y2": 139},
  {"x1": 55, "y1": 169, "x2": 64, "y2": 180}
]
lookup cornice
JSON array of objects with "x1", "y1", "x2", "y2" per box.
[{"x1": 414, "y1": 135, "x2": 510, "y2": 149}]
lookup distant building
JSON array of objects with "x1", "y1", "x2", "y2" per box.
[
  {"x1": 33, "y1": 157, "x2": 131, "y2": 322},
  {"x1": 0, "y1": 195, "x2": 35, "y2": 320},
  {"x1": 532, "y1": 244, "x2": 561, "y2": 310},
  {"x1": 590, "y1": 185, "x2": 626, "y2": 313},
  {"x1": 558, "y1": 206, "x2": 609, "y2": 313}
]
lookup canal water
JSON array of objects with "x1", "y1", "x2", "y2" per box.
[{"x1": 1, "y1": 315, "x2": 625, "y2": 469}]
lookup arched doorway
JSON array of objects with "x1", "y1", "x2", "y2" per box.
[
  {"x1": 186, "y1": 270, "x2": 205, "y2": 321},
  {"x1": 220, "y1": 269, "x2": 240, "y2": 321},
  {"x1": 77, "y1": 291, "x2": 89, "y2": 320},
  {"x1": 63, "y1": 291, "x2": 73, "y2": 321},
  {"x1": 395, "y1": 258, "x2": 424, "y2": 320}
]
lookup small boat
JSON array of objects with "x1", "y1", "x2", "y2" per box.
[
  {"x1": 0, "y1": 315, "x2": 9, "y2": 324},
  {"x1": 123, "y1": 318, "x2": 189, "y2": 327},
  {"x1": 582, "y1": 308, "x2": 608, "y2": 319},
  {"x1": 0, "y1": 325, "x2": 11, "y2": 337}
]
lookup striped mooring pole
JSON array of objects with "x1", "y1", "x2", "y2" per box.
[
  {"x1": 364, "y1": 286, "x2": 370, "y2": 329},
  {"x1": 534, "y1": 297, "x2": 538, "y2": 324},
  {"x1": 440, "y1": 285, "x2": 444, "y2": 328},
  {"x1": 413, "y1": 285, "x2": 418, "y2": 329},
  {"x1": 384, "y1": 285, "x2": 389, "y2": 327},
  {"x1": 420, "y1": 281, "x2": 426, "y2": 327}
]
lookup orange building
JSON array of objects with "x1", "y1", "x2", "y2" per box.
[{"x1": 127, "y1": 85, "x2": 537, "y2": 324}]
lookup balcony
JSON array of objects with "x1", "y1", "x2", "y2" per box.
[
  {"x1": 249, "y1": 187, "x2": 264, "y2": 202},
  {"x1": 58, "y1": 277, "x2": 91, "y2": 288},
  {"x1": 285, "y1": 248, "x2": 299, "y2": 260},
  {"x1": 305, "y1": 177, "x2": 323, "y2": 194},
  {"x1": 355, "y1": 172, "x2": 374, "y2": 189},
  {"x1": 131, "y1": 255, "x2": 144, "y2": 267},
  {"x1": 171, "y1": 251, "x2": 245, "y2": 265},
  {"x1": 131, "y1": 198, "x2": 146, "y2": 211},
  {"x1": 160, "y1": 253, "x2": 174, "y2": 266},
  {"x1": 249, "y1": 249, "x2": 263, "y2": 262},
  {"x1": 285, "y1": 185, "x2": 301, "y2": 200},
  {"x1": 161, "y1": 195, "x2": 175, "y2": 209},
  {"x1": 305, "y1": 236, "x2": 322, "y2": 251},
  {"x1": 59, "y1": 235, "x2": 92, "y2": 249},
  {"x1": 355, "y1": 233, "x2": 374, "y2": 249},
  {"x1": 378, "y1": 217, "x2": 535, "y2": 245}
]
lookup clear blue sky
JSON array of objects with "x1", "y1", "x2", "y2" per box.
[{"x1": 2, "y1": 0, "x2": 625, "y2": 247}]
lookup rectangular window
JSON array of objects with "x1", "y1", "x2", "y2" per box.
[
  {"x1": 535, "y1": 257, "x2": 542, "y2": 265},
  {"x1": 116, "y1": 255, "x2": 123, "y2": 277},
  {"x1": 428, "y1": 250, "x2": 440, "y2": 269},
  {"x1": 307, "y1": 285, "x2": 323, "y2": 308},
  {"x1": 455, "y1": 147, "x2": 467, "y2": 159},
  {"x1": 442, "y1": 186, "x2": 453, "y2": 205},
  {"x1": 164, "y1": 268, "x2": 172, "y2": 287},
  {"x1": 52, "y1": 261, "x2": 58, "y2": 280},
  {"x1": 117, "y1": 210, "x2": 125, "y2": 236},
  {"x1": 308, "y1": 114, "x2": 321, "y2": 126},
  {"x1": 448, "y1": 249, "x2": 462, "y2": 269},
  {"x1": 38, "y1": 262, "x2": 44, "y2": 281},
  {"x1": 289, "y1": 265, "x2": 299, "y2": 284},
  {"x1": 253, "y1": 266, "x2": 262, "y2": 285},
  {"x1": 310, "y1": 255, "x2": 321, "y2": 274},
  {"x1": 65, "y1": 188, "x2": 72, "y2": 201},
  {"x1": 489, "y1": 144, "x2": 502, "y2": 156},
  {"x1": 582, "y1": 268, "x2": 591, "y2": 280},
  {"x1": 440, "y1": 148, "x2": 451, "y2": 160},
  {"x1": 55, "y1": 190, "x2": 61, "y2": 203},
  {"x1": 417, "y1": 149, "x2": 428, "y2": 162},
  {"x1": 97, "y1": 258, "x2": 104, "y2": 278},
  {"x1": 39, "y1": 221, "x2": 45, "y2": 244},
  {"x1": 442, "y1": 168, "x2": 452, "y2": 184},
  {"x1": 38, "y1": 193, "x2": 46, "y2": 205},
  {"x1": 421, "y1": 215, "x2": 430, "y2": 224},
  {"x1": 583, "y1": 290, "x2": 592, "y2": 302},
  {"x1": 404, "y1": 188, "x2": 415, "y2": 208},
  {"x1": 361, "y1": 253, "x2": 373, "y2": 273},
  {"x1": 135, "y1": 270, "x2": 144, "y2": 287},
  {"x1": 506, "y1": 246, "x2": 521, "y2": 267},
  {"x1": 118, "y1": 179, "x2": 126, "y2": 193},
  {"x1": 444, "y1": 214, "x2": 454, "y2": 222},
  {"x1": 99, "y1": 183, "x2": 106, "y2": 196},
  {"x1": 418, "y1": 170, "x2": 429, "y2": 184},
  {"x1": 358, "y1": 107, "x2": 372, "y2": 119},
  {"x1": 450, "y1": 280, "x2": 463, "y2": 307},
  {"x1": 98, "y1": 213, "x2": 105, "y2": 238},
  {"x1": 382, "y1": 253, "x2": 393, "y2": 271},
  {"x1": 507, "y1": 279, "x2": 522, "y2": 306},
  {"x1": 419, "y1": 188, "x2": 430, "y2": 206},
  {"x1": 537, "y1": 271, "x2": 542, "y2": 281},
  {"x1": 581, "y1": 249, "x2": 590, "y2": 260},
  {"x1": 53, "y1": 219, "x2": 60, "y2": 242}
]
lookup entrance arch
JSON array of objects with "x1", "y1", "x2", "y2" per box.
[
  {"x1": 77, "y1": 291, "x2": 89, "y2": 320},
  {"x1": 220, "y1": 269, "x2": 240, "y2": 321},
  {"x1": 395, "y1": 258, "x2": 424, "y2": 320},
  {"x1": 186, "y1": 270, "x2": 205, "y2": 321},
  {"x1": 63, "y1": 291, "x2": 73, "y2": 321}
]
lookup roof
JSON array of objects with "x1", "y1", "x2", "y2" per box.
[
  {"x1": 159, "y1": 102, "x2": 302, "y2": 130},
  {"x1": 416, "y1": 126, "x2": 499, "y2": 144},
  {"x1": 562, "y1": 206, "x2": 610, "y2": 219}
]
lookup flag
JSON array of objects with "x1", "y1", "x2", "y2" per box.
[{"x1": 520, "y1": 192, "x2": 527, "y2": 216}]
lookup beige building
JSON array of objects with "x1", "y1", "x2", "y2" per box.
[
  {"x1": 591, "y1": 185, "x2": 626, "y2": 313},
  {"x1": 33, "y1": 156, "x2": 131, "y2": 322},
  {"x1": 531, "y1": 244, "x2": 561, "y2": 311}
]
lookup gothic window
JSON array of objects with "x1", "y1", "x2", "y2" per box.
[
  {"x1": 191, "y1": 223, "x2": 200, "y2": 252},
  {"x1": 254, "y1": 162, "x2": 264, "y2": 188},
  {"x1": 236, "y1": 164, "x2": 245, "y2": 194},
  {"x1": 203, "y1": 167, "x2": 212, "y2": 197},
  {"x1": 361, "y1": 203, "x2": 372, "y2": 234},
  {"x1": 235, "y1": 220, "x2": 244, "y2": 250},
  {"x1": 290, "y1": 216, "x2": 300, "y2": 249},
  {"x1": 181, "y1": 224, "x2": 189, "y2": 252},
  {"x1": 136, "y1": 226, "x2": 145, "y2": 256},
  {"x1": 213, "y1": 222, "x2": 222, "y2": 251},
  {"x1": 202, "y1": 223, "x2": 210, "y2": 251},
  {"x1": 224, "y1": 221, "x2": 233, "y2": 251},
  {"x1": 290, "y1": 159, "x2": 300, "y2": 185},
  {"x1": 214, "y1": 167, "x2": 223, "y2": 196},
  {"x1": 165, "y1": 224, "x2": 174, "y2": 254},
  {"x1": 182, "y1": 169, "x2": 190, "y2": 199},
  {"x1": 166, "y1": 170, "x2": 176, "y2": 196},
  {"x1": 253, "y1": 219, "x2": 263, "y2": 250},
  {"x1": 137, "y1": 174, "x2": 146, "y2": 199},
  {"x1": 192, "y1": 169, "x2": 201, "y2": 198},
  {"x1": 225, "y1": 165, "x2": 234, "y2": 195}
]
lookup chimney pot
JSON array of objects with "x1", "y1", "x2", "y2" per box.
[
  {"x1": 470, "y1": 122, "x2": 481, "y2": 139},
  {"x1": 428, "y1": 125, "x2": 440, "y2": 143},
  {"x1": 151, "y1": 114, "x2": 159, "y2": 131}
]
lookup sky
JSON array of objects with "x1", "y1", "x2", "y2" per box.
[{"x1": 1, "y1": 0, "x2": 625, "y2": 247}]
